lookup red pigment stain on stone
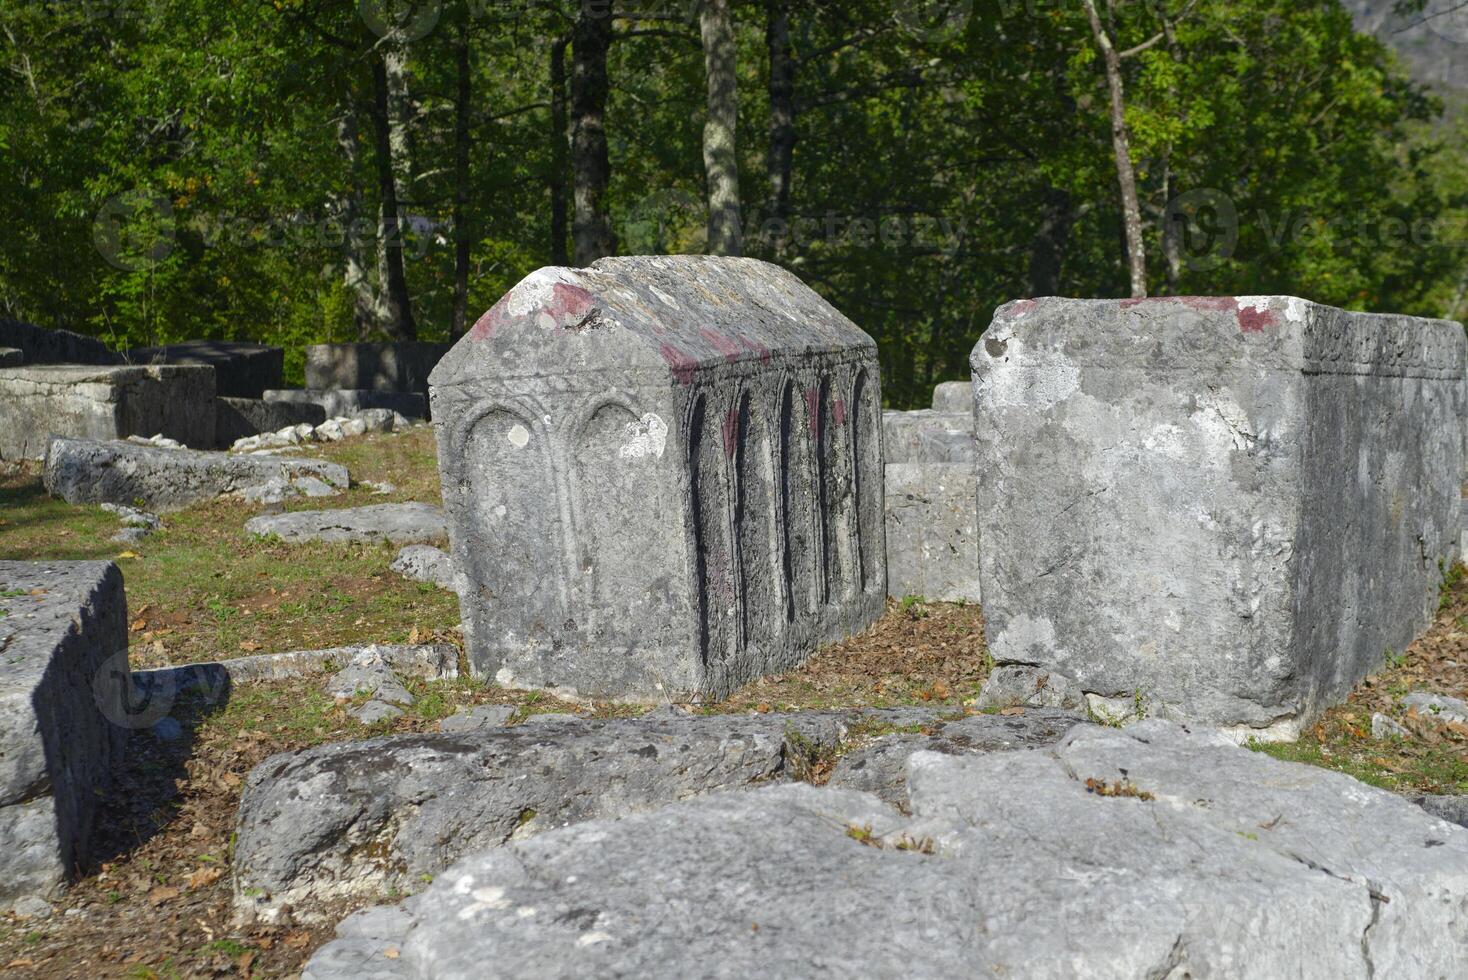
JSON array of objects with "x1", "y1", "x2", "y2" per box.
[
  {"x1": 658, "y1": 343, "x2": 698, "y2": 385},
  {"x1": 467, "y1": 295, "x2": 514, "y2": 341},
  {"x1": 1236, "y1": 305, "x2": 1277, "y2": 333},
  {"x1": 699, "y1": 327, "x2": 744, "y2": 362},
  {"x1": 549, "y1": 282, "x2": 596, "y2": 322},
  {"x1": 833, "y1": 399, "x2": 847, "y2": 425},
  {"x1": 1010, "y1": 299, "x2": 1037, "y2": 315},
  {"x1": 805, "y1": 387, "x2": 821, "y2": 439},
  {"x1": 1177, "y1": 296, "x2": 1240, "y2": 313},
  {"x1": 721, "y1": 408, "x2": 740, "y2": 458},
  {"x1": 738, "y1": 334, "x2": 772, "y2": 363}
]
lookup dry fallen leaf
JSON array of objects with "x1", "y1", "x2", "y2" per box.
[
  {"x1": 1000, "y1": 706, "x2": 1026, "y2": 716},
  {"x1": 187, "y1": 866, "x2": 224, "y2": 890},
  {"x1": 239, "y1": 640, "x2": 262, "y2": 652},
  {"x1": 147, "y1": 885, "x2": 180, "y2": 905},
  {"x1": 116, "y1": 551, "x2": 141, "y2": 560}
]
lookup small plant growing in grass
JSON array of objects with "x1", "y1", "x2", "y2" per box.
[
  {"x1": 900, "y1": 595, "x2": 929, "y2": 620},
  {"x1": 845, "y1": 823, "x2": 936, "y2": 854},
  {"x1": 784, "y1": 726, "x2": 841, "y2": 784},
  {"x1": 1084, "y1": 777, "x2": 1155, "y2": 801},
  {"x1": 1383, "y1": 648, "x2": 1407, "y2": 670}
]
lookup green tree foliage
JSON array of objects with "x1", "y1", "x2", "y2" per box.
[{"x1": 0, "y1": 0, "x2": 1460, "y2": 403}]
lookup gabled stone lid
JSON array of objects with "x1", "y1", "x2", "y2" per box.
[{"x1": 431, "y1": 256, "x2": 874, "y2": 387}]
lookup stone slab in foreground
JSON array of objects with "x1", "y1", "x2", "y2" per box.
[
  {"x1": 43, "y1": 437, "x2": 348, "y2": 512},
  {"x1": 0, "y1": 562, "x2": 130, "y2": 911},
  {"x1": 883, "y1": 462, "x2": 980, "y2": 603},
  {"x1": 972, "y1": 296, "x2": 1467, "y2": 738},
  {"x1": 0, "y1": 364, "x2": 215, "y2": 460},
  {"x1": 244, "y1": 503, "x2": 446, "y2": 545},
  {"x1": 432, "y1": 256, "x2": 885, "y2": 701},
  {"x1": 303, "y1": 721, "x2": 1468, "y2": 979},
  {"x1": 233, "y1": 706, "x2": 1076, "y2": 923}
]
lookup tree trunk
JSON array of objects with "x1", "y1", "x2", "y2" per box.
[
  {"x1": 571, "y1": 1, "x2": 615, "y2": 265},
  {"x1": 332, "y1": 97, "x2": 381, "y2": 339},
  {"x1": 1082, "y1": 0, "x2": 1147, "y2": 299},
  {"x1": 700, "y1": 0, "x2": 741, "y2": 256},
  {"x1": 1027, "y1": 187, "x2": 1074, "y2": 297},
  {"x1": 371, "y1": 54, "x2": 417, "y2": 341},
  {"x1": 765, "y1": 0, "x2": 795, "y2": 225},
  {"x1": 550, "y1": 35, "x2": 570, "y2": 266},
  {"x1": 450, "y1": 20, "x2": 473, "y2": 341}
]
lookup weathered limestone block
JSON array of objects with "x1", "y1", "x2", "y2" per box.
[
  {"x1": 883, "y1": 463, "x2": 980, "y2": 602},
  {"x1": 263, "y1": 388, "x2": 427, "y2": 421},
  {"x1": 128, "y1": 341, "x2": 284, "y2": 398},
  {"x1": 214, "y1": 396, "x2": 327, "y2": 447},
  {"x1": 0, "y1": 318, "x2": 119, "y2": 366},
  {"x1": 44, "y1": 437, "x2": 348, "y2": 512},
  {"x1": 303, "y1": 722, "x2": 1468, "y2": 980},
  {"x1": 881, "y1": 409, "x2": 975, "y2": 464},
  {"x1": 305, "y1": 342, "x2": 451, "y2": 398},
  {"x1": 244, "y1": 503, "x2": 446, "y2": 545},
  {"x1": 232, "y1": 707, "x2": 948, "y2": 922},
  {"x1": 0, "y1": 348, "x2": 21, "y2": 368},
  {"x1": 972, "y1": 296, "x2": 1467, "y2": 738},
  {"x1": 931, "y1": 380, "x2": 972, "y2": 414},
  {"x1": 0, "y1": 364, "x2": 216, "y2": 460},
  {"x1": 432, "y1": 256, "x2": 886, "y2": 700},
  {"x1": 0, "y1": 562, "x2": 130, "y2": 910}
]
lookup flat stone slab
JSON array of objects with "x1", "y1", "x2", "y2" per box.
[
  {"x1": 0, "y1": 562, "x2": 129, "y2": 910},
  {"x1": 883, "y1": 463, "x2": 980, "y2": 602},
  {"x1": 390, "y1": 545, "x2": 458, "y2": 591},
  {"x1": 434, "y1": 256, "x2": 886, "y2": 701},
  {"x1": 0, "y1": 364, "x2": 216, "y2": 460},
  {"x1": 245, "y1": 503, "x2": 446, "y2": 545},
  {"x1": 302, "y1": 721, "x2": 1468, "y2": 979},
  {"x1": 128, "y1": 341, "x2": 283, "y2": 399},
  {"x1": 881, "y1": 409, "x2": 975, "y2": 464},
  {"x1": 43, "y1": 437, "x2": 348, "y2": 513},
  {"x1": 972, "y1": 296, "x2": 1466, "y2": 738},
  {"x1": 263, "y1": 388, "x2": 427, "y2": 421},
  {"x1": 233, "y1": 706, "x2": 979, "y2": 922}
]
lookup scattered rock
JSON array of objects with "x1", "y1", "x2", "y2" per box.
[
  {"x1": 131, "y1": 644, "x2": 458, "y2": 701},
  {"x1": 975, "y1": 665, "x2": 1085, "y2": 712},
  {"x1": 439, "y1": 705, "x2": 517, "y2": 733},
  {"x1": 827, "y1": 709, "x2": 1086, "y2": 810},
  {"x1": 1372, "y1": 712, "x2": 1410, "y2": 739},
  {"x1": 1403, "y1": 691, "x2": 1468, "y2": 725},
  {"x1": 304, "y1": 721, "x2": 1468, "y2": 979},
  {"x1": 44, "y1": 437, "x2": 348, "y2": 512},
  {"x1": 391, "y1": 545, "x2": 458, "y2": 591},
  {"x1": 1411, "y1": 794, "x2": 1468, "y2": 829},
  {"x1": 9, "y1": 896, "x2": 54, "y2": 920},
  {"x1": 245, "y1": 503, "x2": 447, "y2": 545},
  {"x1": 126, "y1": 433, "x2": 185, "y2": 450},
  {"x1": 101, "y1": 503, "x2": 163, "y2": 544},
  {"x1": 233, "y1": 707, "x2": 963, "y2": 922}
]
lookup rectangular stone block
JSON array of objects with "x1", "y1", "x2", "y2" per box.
[
  {"x1": 0, "y1": 364, "x2": 216, "y2": 460},
  {"x1": 432, "y1": 256, "x2": 886, "y2": 701},
  {"x1": 972, "y1": 296, "x2": 1466, "y2": 738},
  {"x1": 0, "y1": 318, "x2": 119, "y2": 366},
  {"x1": 263, "y1": 388, "x2": 427, "y2": 421},
  {"x1": 0, "y1": 561, "x2": 130, "y2": 910},
  {"x1": 305, "y1": 342, "x2": 450, "y2": 397},
  {"x1": 128, "y1": 340, "x2": 284, "y2": 399},
  {"x1": 884, "y1": 463, "x2": 980, "y2": 603},
  {"x1": 882, "y1": 409, "x2": 975, "y2": 464},
  {"x1": 0, "y1": 348, "x2": 21, "y2": 368},
  {"x1": 214, "y1": 396, "x2": 327, "y2": 447},
  {"x1": 931, "y1": 380, "x2": 972, "y2": 414}
]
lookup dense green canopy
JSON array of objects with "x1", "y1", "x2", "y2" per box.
[{"x1": 1, "y1": 0, "x2": 1463, "y2": 404}]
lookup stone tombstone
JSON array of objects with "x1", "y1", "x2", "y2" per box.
[
  {"x1": 972, "y1": 296, "x2": 1466, "y2": 738},
  {"x1": 0, "y1": 561, "x2": 130, "y2": 910},
  {"x1": 0, "y1": 363, "x2": 216, "y2": 460},
  {"x1": 305, "y1": 342, "x2": 451, "y2": 398},
  {"x1": 432, "y1": 256, "x2": 886, "y2": 701},
  {"x1": 884, "y1": 462, "x2": 981, "y2": 603},
  {"x1": 128, "y1": 340, "x2": 284, "y2": 399},
  {"x1": 931, "y1": 380, "x2": 972, "y2": 415},
  {"x1": 0, "y1": 318, "x2": 119, "y2": 366}
]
